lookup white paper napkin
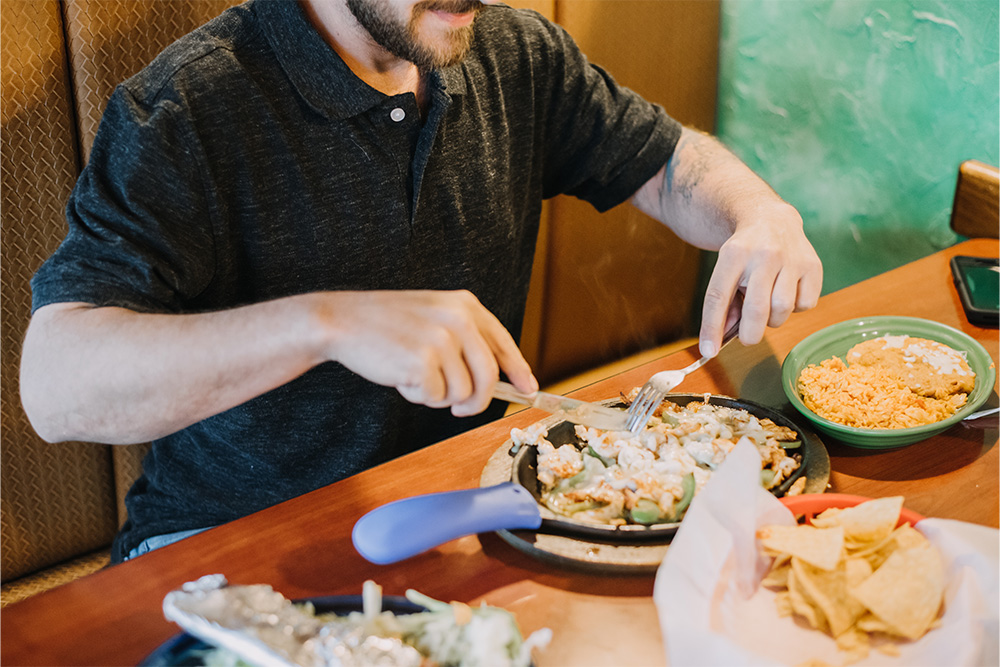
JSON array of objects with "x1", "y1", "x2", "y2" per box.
[{"x1": 654, "y1": 440, "x2": 1000, "y2": 667}]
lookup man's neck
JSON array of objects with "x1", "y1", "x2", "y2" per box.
[{"x1": 299, "y1": 0, "x2": 422, "y2": 100}]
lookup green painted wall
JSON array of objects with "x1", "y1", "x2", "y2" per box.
[{"x1": 716, "y1": 0, "x2": 999, "y2": 294}]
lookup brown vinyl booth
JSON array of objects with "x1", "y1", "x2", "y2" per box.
[{"x1": 0, "y1": 0, "x2": 718, "y2": 605}]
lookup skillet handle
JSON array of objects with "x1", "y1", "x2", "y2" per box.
[{"x1": 352, "y1": 482, "x2": 542, "y2": 564}]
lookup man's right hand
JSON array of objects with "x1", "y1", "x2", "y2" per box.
[{"x1": 314, "y1": 290, "x2": 537, "y2": 417}]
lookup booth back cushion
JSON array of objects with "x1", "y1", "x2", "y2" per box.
[
  {"x1": 2, "y1": 0, "x2": 116, "y2": 583},
  {"x1": 1, "y1": 0, "x2": 240, "y2": 584}
]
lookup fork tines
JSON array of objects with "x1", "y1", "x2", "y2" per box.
[{"x1": 624, "y1": 385, "x2": 663, "y2": 434}]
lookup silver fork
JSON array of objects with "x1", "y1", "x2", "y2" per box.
[{"x1": 624, "y1": 320, "x2": 742, "y2": 434}]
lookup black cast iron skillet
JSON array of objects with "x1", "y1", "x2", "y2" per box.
[{"x1": 507, "y1": 394, "x2": 823, "y2": 543}]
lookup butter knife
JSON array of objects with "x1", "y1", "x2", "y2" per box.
[{"x1": 493, "y1": 381, "x2": 628, "y2": 431}]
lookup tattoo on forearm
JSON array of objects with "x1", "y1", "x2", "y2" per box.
[{"x1": 661, "y1": 133, "x2": 713, "y2": 213}]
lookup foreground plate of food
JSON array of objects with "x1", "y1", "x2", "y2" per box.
[
  {"x1": 506, "y1": 393, "x2": 830, "y2": 542},
  {"x1": 781, "y1": 316, "x2": 995, "y2": 448},
  {"x1": 143, "y1": 576, "x2": 549, "y2": 667},
  {"x1": 142, "y1": 592, "x2": 426, "y2": 667}
]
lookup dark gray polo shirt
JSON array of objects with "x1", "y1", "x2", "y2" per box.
[{"x1": 30, "y1": 0, "x2": 681, "y2": 561}]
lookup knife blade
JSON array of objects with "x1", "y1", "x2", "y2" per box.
[{"x1": 493, "y1": 381, "x2": 628, "y2": 431}]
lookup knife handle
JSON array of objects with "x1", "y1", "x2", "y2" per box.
[
  {"x1": 352, "y1": 483, "x2": 542, "y2": 565},
  {"x1": 492, "y1": 381, "x2": 538, "y2": 407}
]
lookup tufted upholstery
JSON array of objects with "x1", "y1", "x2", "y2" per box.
[
  {"x1": 1, "y1": 0, "x2": 714, "y2": 605},
  {"x1": 1, "y1": 0, "x2": 241, "y2": 604},
  {"x1": 1, "y1": 0, "x2": 116, "y2": 590}
]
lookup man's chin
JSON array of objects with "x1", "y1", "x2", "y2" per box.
[
  {"x1": 410, "y1": 21, "x2": 476, "y2": 68},
  {"x1": 415, "y1": 43, "x2": 473, "y2": 69}
]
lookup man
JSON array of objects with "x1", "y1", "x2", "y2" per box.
[{"x1": 20, "y1": 0, "x2": 822, "y2": 562}]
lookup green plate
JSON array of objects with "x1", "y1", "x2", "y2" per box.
[{"x1": 781, "y1": 316, "x2": 995, "y2": 448}]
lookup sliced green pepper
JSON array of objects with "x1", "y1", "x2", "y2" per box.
[
  {"x1": 663, "y1": 472, "x2": 696, "y2": 521},
  {"x1": 673, "y1": 473, "x2": 696, "y2": 517},
  {"x1": 553, "y1": 467, "x2": 589, "y2": 494},
  {"x1": 586, "y1": 445, "x2": 616, "y2": 468},
  {"x1": 630, "y1": 498, "x2": 662, "y2": 525},
  {"x1": 564, "y1": 500, "x2": 602, "y2": 514},
  {"x1": 760, "y1": 468, "x2": 776, "y2": 488},
  {"x1": 779, "y1": 440, "x2": 802, "y2": 449},
  {"x1": 552, "y1": 454, "x2": 604, "y2": 495},
  {"x1": 661, "y1": 413, "x2": 680, "y2": 427}
]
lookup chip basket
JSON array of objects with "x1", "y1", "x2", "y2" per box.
[{"x1": 779, "y1": 494, "x2": 925, "y2": 528}]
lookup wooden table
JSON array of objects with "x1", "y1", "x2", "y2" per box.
[{"x1": 3, "y1": 238, "x2": 997, "y2": 667}]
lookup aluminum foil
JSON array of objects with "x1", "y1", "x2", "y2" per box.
[{"x1": 162, "y1": 574, "x2": 422, "y2": 667}]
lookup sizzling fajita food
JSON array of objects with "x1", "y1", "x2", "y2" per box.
[{"x1": 510, "y1": 394, "x2": 804, "y2": 527}]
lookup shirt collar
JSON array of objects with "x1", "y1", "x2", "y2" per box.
[{"x1": 253, "y1": 0, "x2": 466, "y2": 120}]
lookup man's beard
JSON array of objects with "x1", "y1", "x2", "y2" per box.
[{"x1": 345, "y1": 0, "x2": 482, "y2": 70}]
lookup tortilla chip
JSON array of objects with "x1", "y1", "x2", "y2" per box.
[
  {"x1": 845, "y1": 556, "x2": 873, "y2": 588},
  {"x1": 855, "y1": 612, "x2": 894, "y2": 634},
  {"x1": 762, "y1": 553, "x2": 792, "y2": 588},
  {"x1": 834, "y1": 497, "x2": 904, "y2": 545},
  {"x1": 774, "y1": 590, "x2": 794, "y2": 617},
  {"x1": 809, "y1": 507, "x2": 843, "y2": 527},
  {"x1": 850, "y1": 545, "x2": 945, "y2": 640},
  {"x1": 849, "y1": 523, "x2": 931, "y2": 572},
  {"x1": 835, "y1": 626, "x2": 871, "y2": 664},
  {"x1": 847, "y1": 527, "x2": 895, "y2": 557},
  {"x1": 892, "y1": 523, "x2": 929, "y2": 549},
  {"x1": 849, "y1": 535, "x2": 900, "y2": 572},
  {"x1": 792, "y1": 557, "x2": 865, "y2": 638},
  {"x1": 758, "y1": 524, "x2": 844, "y2": 571},
  {"x1": 788, "y1": 567, "x2": 827, "y2": 632}
]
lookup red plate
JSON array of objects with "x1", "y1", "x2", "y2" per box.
[{"x1": 780, "y1": 493, "x2": 925, "y2": 527}]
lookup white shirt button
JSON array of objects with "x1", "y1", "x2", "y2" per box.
[{"x1": 390, "y1": 108, "x2": 405, "y2": 122}]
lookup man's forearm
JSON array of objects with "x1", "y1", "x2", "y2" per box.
[
  {"x1": 631, "y1": 126, "x2": 799, "y2": 248},
  {"x1": 20, "y1": 296, "x2": 328, "y2": 445},
  {"x1": 20, "y1": 289, "x2": 538, "y2": 445}
]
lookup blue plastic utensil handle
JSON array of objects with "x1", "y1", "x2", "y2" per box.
[{"x1": 352, "y1": 482, "x2": 542, "y2": 565}]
